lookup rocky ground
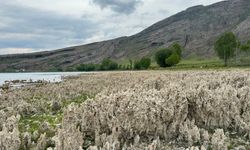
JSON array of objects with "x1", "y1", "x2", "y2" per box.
[{"x1": 0, "y1": 70, "x2": 250, "y2": 150}]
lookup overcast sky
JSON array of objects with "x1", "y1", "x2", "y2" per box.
[{"x1": 0, "y1": 0, "x2": 223, "y2": 55}]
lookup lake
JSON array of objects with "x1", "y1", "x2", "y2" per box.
[{"x1": 0, "y1": 72, "x2": 82, "y2": 86}]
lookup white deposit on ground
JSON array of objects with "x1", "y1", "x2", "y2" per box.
[{"x1": 0, "y1": 70, "x2": 250, "y2": 150}]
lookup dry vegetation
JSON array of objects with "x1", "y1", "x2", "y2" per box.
[{"x1": 0, "y1": 70, "x2": 250, "y2": 150}]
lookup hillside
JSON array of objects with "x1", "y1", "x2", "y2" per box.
[{"x1": 0, "y1": 0, "x2": 250, "y2": 72}]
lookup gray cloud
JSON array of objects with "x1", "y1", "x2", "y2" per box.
[
  {"x1": 93, "y1": 0, "x2": 142, "y2": 14},
  {"x1": 0, "y1": 0, "x2": 224, "y2": 55},
  {"x1": 0, "y1": 2, "x2": 97, "y2": 52}
]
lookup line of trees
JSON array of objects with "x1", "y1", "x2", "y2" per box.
[
  {"x1": 214, "y1": 32, "x2": 250, "y2": 66},
  {"x1": 76, "y1": 59, "x2": 119, "y2": 71},
  {"x1": 75, "y1": 42, "x2": 184, "y2": 71},
  {"x1": 76, "y1": 57, "x2": 152, "y2": 71},
  {"x1": 75, "y1": 32, "x2": 250, "y2": 71}
]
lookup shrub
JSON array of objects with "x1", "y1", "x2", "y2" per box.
[
  {"x1": 76, "y1": 64, "x2": 86, "y2": 71},
  {"x1": 134, "y1": 61, "x2": 142, "y2": 70},
  {"x1": 133, "y1": 57, "x2": 151, "y2": 70},
  {"x1": 155, "y1": 48, "x2": 172, "y2": 67},
  {"x1": 170, "y1": 42, "x2": 183, "y2": 56},
  {"x1": 100, "y1": 58, "x2": 118, "y2": 71},
  {"x1": 155, "y1": 42, "x2": 183, "y2": 68},
  {"x1": 240, "y1": 44, "x2": 250, "y2": 52},
  {"x1": 85, "y1": 64, "x2": 97, "y2": 71},
  {"x1": 140, "y1": 57, "x2": 151, "y2": 69},
  {"x1": 76, "y1": 63, "x2": 97, "y2": 71},
  {"x1": 165, "y1": 52, "x2": 181, "y2": 66}
]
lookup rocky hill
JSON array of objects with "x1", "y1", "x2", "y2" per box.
[{"x1": 0, "y1": 0, "x2": 250, "y2": 72}]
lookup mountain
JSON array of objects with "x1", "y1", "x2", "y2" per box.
[{"x1": 0, "y1": 0, "x2": 250, "y2": 72}]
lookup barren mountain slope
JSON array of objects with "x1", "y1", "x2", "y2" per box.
[{"x1": 0, "y1": 0, "x2": 250, "y2": 71}]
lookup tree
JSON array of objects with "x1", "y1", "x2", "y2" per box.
[
  {"x1": 85, "y1": 64, "x2": 98, "y2": 71},
  {"x1": 76, "y1": 63, "x2": 97, "y2": 71},
  {"x1": 155, "y1": 43, "x2": 183, "y2": 67},
  {"x1": 134, "y1": 61, "x2": 142, "y2": 70},
  {"x1": 155, "y1": 48, "x2": 172, "y2": 67},
  {"x1": 100, "y1": 58, "x2": 118, "y2": 70},
  {"x1": 170, "y1": 42, "x2": 183, "y2": 56},
  {"x1": 165, "y1": 52, "x2": 181, "y2": 66},
  {"x1": 133, "y1": 57, "x2": 151, "y2": 70},
  {"x1": 139, "y1": 57, "x2": 151, "y2": 69},
  {"x1": 129, "y1": 59, "x2": 133, "y2": 70},
  {"x1": 240, "y1": 40, "x2": 250, "y2": 52},
  {"x1": 214, "y1": 32, "x2": 237, "y2": 66}
]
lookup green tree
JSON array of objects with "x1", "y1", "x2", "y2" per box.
[
  {"x1": 76, "y1": 63, "x2": 97, "y2": 71},
  {"x1": 140, "y1": 57, "x2": 151, "y2": 69},
  {"x1": 170, "y1": 42, "x2": 183, "y2": 56},
  {"x1": 155, "y1": 43, "x2": 183, "y2": 67},
  {"x1": 76, "y1": 64, "x2": 86, "y2": 71},
  {"x1": 85, "y1": 64, "x2": 97, "y2": 71},
  {"x1": 133, "y1": 57, "x2": 151, "y2": 70},
  {"x1": 129, "y1": 59, "x2": 133, "y2": 70},
  {"x1": 165, "y1": 52, "x2": 181, "y2": 66},
  {"x1": 134, "y1": 61, "x2": 142, "y2": 70},
  {"x1": 100, "y1": 58, "x2": 118, "y2": 70},
  {"x1": 214, "y1": 32, "x2": 237, "y2": 66},
  {"x1": 155, "y1": 48, "x2": 172, "y2": 67},
  {"x1": 240, "y1": 40, "x2": 250, "y2": 52}
]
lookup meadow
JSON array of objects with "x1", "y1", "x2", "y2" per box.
[{"x1": 0, "y1": 70, "x2": 250, "y2": 150}]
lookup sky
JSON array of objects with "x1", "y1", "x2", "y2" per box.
[{"x1": 0, "y1": 0, "x2": 223, "y2": 55}]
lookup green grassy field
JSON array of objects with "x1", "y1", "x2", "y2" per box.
[
  {"x1": 173, "y1": 58, "x2": 223, "y2": 69},
  {"x1": 149, "y1": 57, "x2": 250, "y2": 70}
]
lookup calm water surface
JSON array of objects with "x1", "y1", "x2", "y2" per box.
[{"x1": 0, "y1": 72, "x2": 82, "y2": 86}]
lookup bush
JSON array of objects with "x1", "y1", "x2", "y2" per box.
[
  {"x1": 133, "y1": 57, "x2": 151, "y2": 70},
  {"x1": 86, "y1": 64, "x2": 98, "y2": 71},
  {"x1": 165, "y1": 52, "x2": 181, "y2": 66},
  {"x1": 76, "y1": 64, "x2": 86, "y2": 71},
  {"x1": 100, "y1": 58, "x2": 118, "y2": 71},
  {"x1": 134, "y1": 61, "x2": 142, "y2": 70},
  {"x1": 76, "y1": 63, "x2": 97, "y2": 71},
  {"x1": 170, "y1": 42, "x2": 183, "y2": 56},
  {"x1": 155, "y1": 48, "x2": 172, "y2": 67},
  {"x1": 155, "y1": 43, "x2": 183, "y2": 67},
  {"x1": 140, "y1": 57, "x2": 151, "y2": 69}
]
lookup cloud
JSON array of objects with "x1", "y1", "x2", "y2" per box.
[
  {"x1": 0, "y1": 2, "x2": 97, "y2": 52},
  {"x1": 92, "y1": 0, "x2": 142, "y2": 14},
  {"x1": 0, "y1": 48, "x2": 35, "y2": 55},
  {"x1": 0, "y1": 0, "x2": 224, "y2": 55}
]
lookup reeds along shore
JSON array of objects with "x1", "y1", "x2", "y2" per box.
[{"x1": 0, "y1": 71, "x2": 250, "y2": 149}]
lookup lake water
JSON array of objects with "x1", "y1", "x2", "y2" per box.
[{"x1": 0, "y1": 72, "x2": 82, "y2": 86}]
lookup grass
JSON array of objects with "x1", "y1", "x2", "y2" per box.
[
  {"x1": 121, "y1": 57, "x2": 225, "y2": 71},
  {"x1": 62, "y1": 94, "x2": 93, "y2": 108},
  {"x1": 19, "y1": 113, "x2": 62, "y2": 135},
  {"x1": 149, "y1": 57, "x2": 250, "y2": 71},
  {"x1": 174, "y1": 58, "x2": 224, "y2": 69},
  {"x1": 18, "y1": 93, "x2": 92, "y2": 145}
]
